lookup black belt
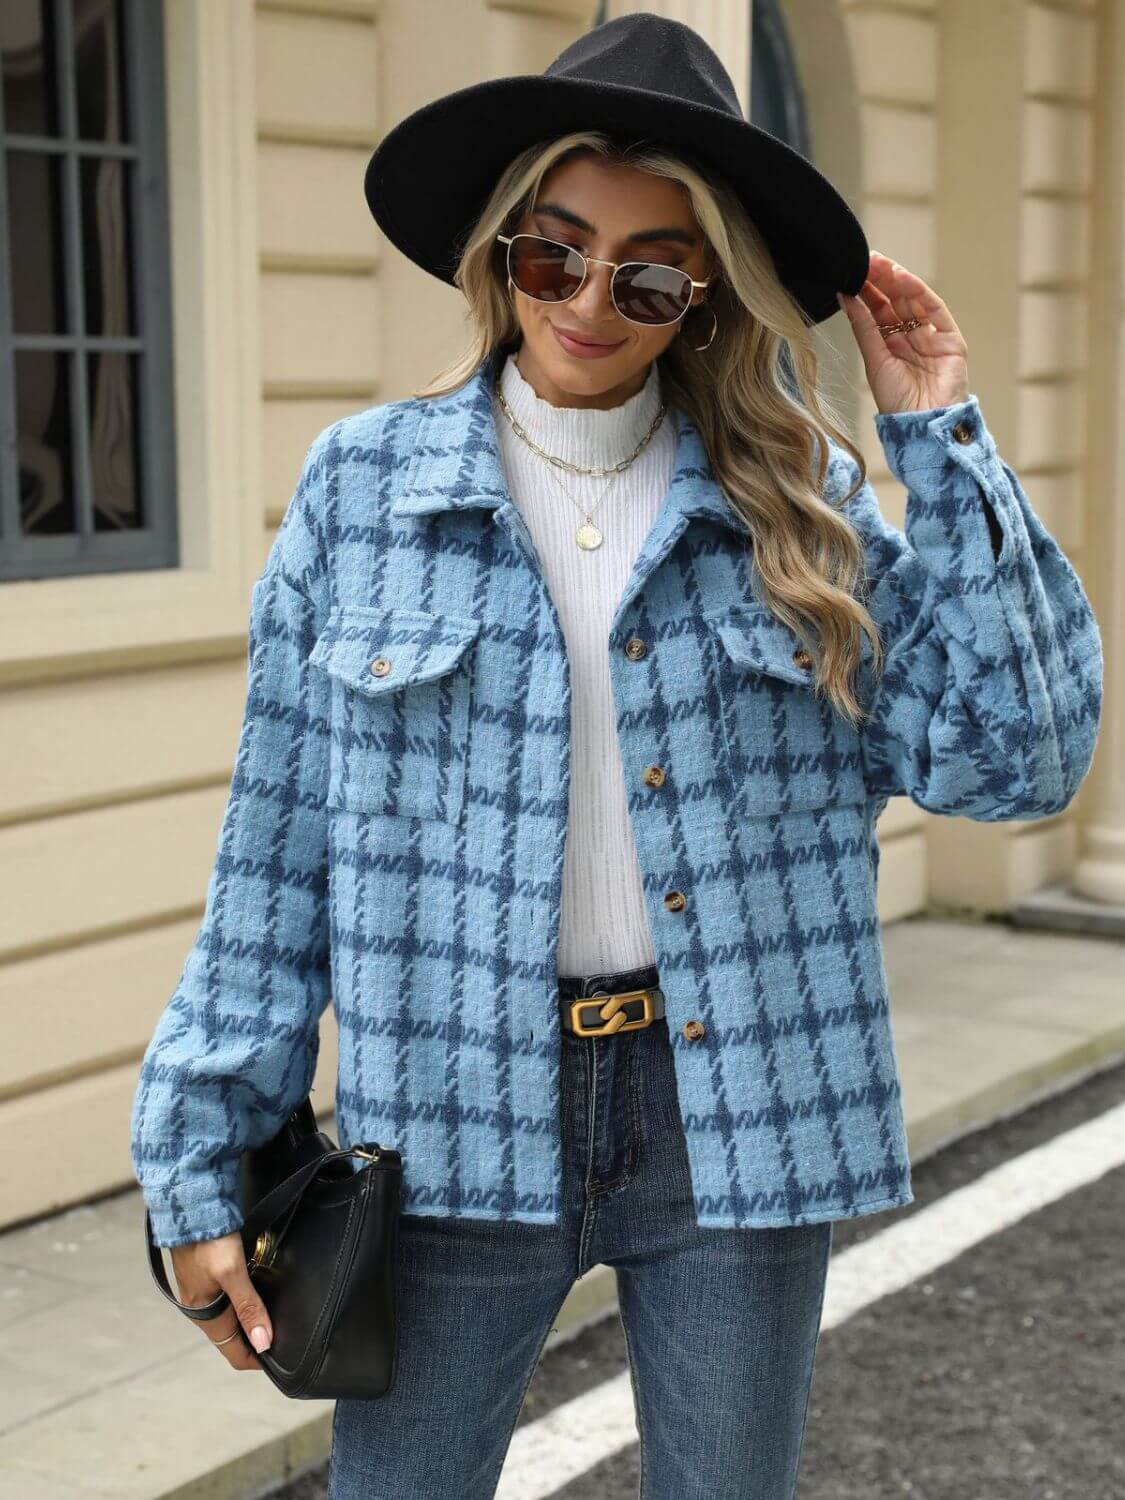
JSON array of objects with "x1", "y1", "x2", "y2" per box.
[{"x1": 558, "y1": 984, "x2": 666, "y2": 1037}]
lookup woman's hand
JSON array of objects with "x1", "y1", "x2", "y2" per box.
[
  {"x1": 836, "y1": 250, "x2": 971, "y2": 415},
  {"x1": 170, "y1": 1231, "x2": 274, "y2": 1372}
]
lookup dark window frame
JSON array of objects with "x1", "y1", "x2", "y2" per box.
[
  {"x1": 0, "y1": 0, "x2": 178, "y2": 582},
  {"x1": 750, "y1": 0, "x2": 811, "y2": 158}
]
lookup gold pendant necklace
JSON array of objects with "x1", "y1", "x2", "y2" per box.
[
  {"x1": 537, "y1": 435, "x2": 628, "y2": 550},
  {"x1": 494, "y1": 378, "x2": 666, "y2": 550}
]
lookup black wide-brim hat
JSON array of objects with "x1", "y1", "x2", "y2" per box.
[{"x1": 363, "y1": 11, "x2": 868, "y2": 326}]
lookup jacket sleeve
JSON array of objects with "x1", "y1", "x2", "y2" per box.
[
  {"x1": 130, "y1": 429, "x2": 336, "y2": 1248},
  {"x1": 831, "y1": 394, "x2": 1103, "y2": 819}
]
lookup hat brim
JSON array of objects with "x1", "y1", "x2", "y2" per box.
[{"x1": 364, "y1": 74, "x2": 868, "y2": 326}]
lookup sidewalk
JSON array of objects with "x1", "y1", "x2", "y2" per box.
[{"x1": 1, "y1": 915, "x2": 1121, "y2": 1500}]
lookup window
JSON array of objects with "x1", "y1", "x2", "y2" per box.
[
  {"x1": 750, "y1": 0, "x2": 810, "y2": 158},
  {"x1": 0, "y1": 0, "x2": 176, "y2": 583}
]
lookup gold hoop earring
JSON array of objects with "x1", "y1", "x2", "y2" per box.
[{"x1": 688, "y1": 303, "x2": 718, "y2": 353}]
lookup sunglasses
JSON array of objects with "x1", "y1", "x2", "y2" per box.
[{"x1": 496, "y1": 231, "x2": 711, "y2": 328}]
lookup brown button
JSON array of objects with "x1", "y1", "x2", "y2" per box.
[
  {"x1": 951, "y1": 421, "x2": 974, "y2": 444},
  {"x1": 663, "y1": 890, "x2": 687, "y2": 912},
  {"x1": 683, "y1": 1019, "x2": 705, "y2": 1041},
  {"x1": 792, "y1": 647, "x2": 812, "y2": 670},
  {"x1": 370, "y1": 656, "x2": 392, "y2": 677},
  {"x1": 642, "y1": 764, "x2": 666, "y2": 788},
  {"x1": 624, "y1": 636, "x2": 648, "y2": 660}
]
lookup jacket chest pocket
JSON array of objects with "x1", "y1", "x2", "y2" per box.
[
  {"x1": 705, "y1": 608, "x2": 866, "y2": 815},
  {"x1": 309, "y1": 605, "x2": 481, "y2": 823}
]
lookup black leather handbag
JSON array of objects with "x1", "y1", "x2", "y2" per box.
[{"x1": 144, "y1": 1096, "x2": 402, "y2": 1399}]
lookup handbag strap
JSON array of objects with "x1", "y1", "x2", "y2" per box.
[{"x1": 144, "y1": 1142, "x2": 392, "y2": 1322}]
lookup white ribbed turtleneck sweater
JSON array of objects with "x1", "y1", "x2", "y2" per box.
[{"x1": 492, "y1": 350, "x2": 676, "y2": 977}]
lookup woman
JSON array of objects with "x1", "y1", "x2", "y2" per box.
[{"x1": 130, "y1": 14, "x2": 1102, "y2": 1499}]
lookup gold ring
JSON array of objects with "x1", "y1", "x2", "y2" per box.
[
  {"x1": 878, "y1": 316, "x2": 924, "y2": 338},
  {"x1": 212, "y1": 1328, "x2": 242, "y2": 1347}
]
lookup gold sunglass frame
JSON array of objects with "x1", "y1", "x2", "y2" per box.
[{"x1": 496, "y1": 231, "x2": 711, "y2": 328}]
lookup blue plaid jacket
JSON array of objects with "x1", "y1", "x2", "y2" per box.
[{"x1": 131, "y1": 345, "x2": 1103, "y2": 1247}]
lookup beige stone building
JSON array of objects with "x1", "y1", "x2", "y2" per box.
[{"x1": 1, "y1": 0, "x2": 1119, "y2": 1234}]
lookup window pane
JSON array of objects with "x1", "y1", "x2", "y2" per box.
[
  {"x1": 16, "y1": 349, "x2": 76, "y2": 535},
  {"x1": 88, "y1": 348, "x2": 139, "y2": 530},
  {"x1": 1, "y1": 1, "x2": 59, "y2": 138},
  {"x1": 750, "y1": 0, "x2": 810, "y2": 160},
  {"x1": 72, "y1": 0, "x2": 127, "y2": 143},
  {"x1": 7, "y1": 149, "x2": 68, "y2": 334},
  {"x1": 80, "y1": 154, "x2": 133, "y2": 336}
]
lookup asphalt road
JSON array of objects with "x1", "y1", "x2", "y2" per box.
[{"x1": 268, "y1": 1055, "x2": 1125, "y2": 1500}]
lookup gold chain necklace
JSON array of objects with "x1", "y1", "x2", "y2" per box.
[{"x1": 493, "y1": 380, "x2": 668, "y2": 550}]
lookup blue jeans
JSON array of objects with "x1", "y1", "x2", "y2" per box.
[{"x1": 328, "y1": 963, "x2": 832, "y2": 1500}]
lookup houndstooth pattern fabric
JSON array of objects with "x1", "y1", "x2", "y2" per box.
[{"x1": 131, "y1": 345, "x2": 1103, "y2": 1247}]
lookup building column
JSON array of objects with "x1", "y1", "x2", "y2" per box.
[{"x1": 1070, "y1": 0, "x2": 1125, "y2": 907}]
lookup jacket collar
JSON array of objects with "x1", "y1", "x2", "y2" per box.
[{"x1": 388, "y1": 345, "x2": 750, "y2": 537}]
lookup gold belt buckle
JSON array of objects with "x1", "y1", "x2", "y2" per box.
[{"x1": 569, "y1": 987, "x2": 654, "y2": 1037}]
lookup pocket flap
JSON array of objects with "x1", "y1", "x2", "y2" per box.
[
  {"x1": 309, "y1": 605, "x2": 481, "y2": 697},
  {"x1": 705, "y1": 607, "x2": 816, "y2": 687}
]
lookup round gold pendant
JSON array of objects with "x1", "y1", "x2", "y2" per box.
[{"x1": 576, "y1": 522, "x2": 603, "y2": 550}]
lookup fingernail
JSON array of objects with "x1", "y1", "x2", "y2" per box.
[{"x1": 250, "y1": 1325, "x2": 271, "y2": 1353}]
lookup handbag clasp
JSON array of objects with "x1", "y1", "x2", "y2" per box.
[{"x1": 248, "y1": 1228, "x2": 276, "y2": 1274}]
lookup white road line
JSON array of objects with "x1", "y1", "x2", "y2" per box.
[
  {"x1": 497, "y1": 1099, "x2": 1125, "y2": 1499},
  {"x1": 498, "y1": 1367, "x2": 636, "y2": 1499},
  {"x1": 821, "y1": 1098, "x2": 1125, "y2": 1327}
]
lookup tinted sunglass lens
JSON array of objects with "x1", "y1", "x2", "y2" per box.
[
  {"x1": 509, "y1": 236, "x2": 584, "y2": 302},
  {"x1": 614, "y1": 263, "x2": 693, "y2": 325}
]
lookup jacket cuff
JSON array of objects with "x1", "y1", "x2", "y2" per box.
[
  {"x1": 144, "y1": 1180, "x2": 244, "y2": 1250},
  {"x1": 874, "y1": 393, "x2": 992, "y2": 474},
  {"x1": 873, "y1": 393, "x2": 1018, "y2": 591}
]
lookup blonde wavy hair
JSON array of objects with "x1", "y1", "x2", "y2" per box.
[{"x1": 412, "y1": 131, "x2": 884, "y2": 726}]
